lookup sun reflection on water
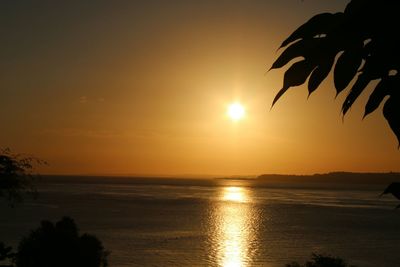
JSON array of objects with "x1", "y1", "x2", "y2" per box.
[
  {"x1": 223, "y1": 187, "x2": 247, "y2": 203},
  {"x1": 211, "y1": 186, "x2": 256, "y2": 267}
]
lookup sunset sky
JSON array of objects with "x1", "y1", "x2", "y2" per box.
[{"x1": 1, "y1": 0, "x2": 399, "y2": 176}]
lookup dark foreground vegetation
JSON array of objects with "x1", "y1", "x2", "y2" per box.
[
  {"x1": 286, "y1": 253, "x2": 356, "y2": 267},
  {"x1": 1, "y1": 149, "x2": 108, "y2": 267},
  {"x1": 0, "y1": 217, "x2": 108, "y2": 267}
]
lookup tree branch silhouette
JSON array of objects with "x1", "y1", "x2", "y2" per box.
[
  {"x1": 271, "y1": 0, "x2": 400, "y2": 146},
  {"x1": 0, "y1": 148, "x2": 45, "y2": 206}
]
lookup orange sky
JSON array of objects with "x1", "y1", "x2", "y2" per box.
[{"x1": 1, "y1": 0, "x2": 399, "y2": 176}]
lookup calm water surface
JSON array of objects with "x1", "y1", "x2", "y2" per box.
[{"x1": 1, "y1": 178, "x2": 400, "y2": 266}]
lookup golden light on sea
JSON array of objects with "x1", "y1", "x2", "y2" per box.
[
  {"x1": 223, "y1": 187, "x2": 247, "y2": 203},
  {"x1": 210, "y1": 186, "x2": 257, "y2": 267}
]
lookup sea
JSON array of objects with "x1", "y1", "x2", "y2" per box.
[{"x1": 1, "y1": 176, "x2": 400, "y2": 267}]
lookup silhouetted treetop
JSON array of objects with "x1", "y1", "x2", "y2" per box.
[
  {"x1": 271, "y1": 0, "x2": 400, "y2": 146},
  {"x1": 0, "y1": 148, "x2": 44, "y2": 205},
  {"x1": 15, "y1": 217, "x2": 109, "y2": 267},
  {"x1": 285, "y1": 253, "x2": 356, "y2": 267},
  {"x1": 0, "y1": 242, "x2": 15, "y2": 263}
]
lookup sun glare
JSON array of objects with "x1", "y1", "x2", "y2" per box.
[
  {"x1": 223, "y1": 187, "x2": 247, "y2": 203},
  {"x1": 227, "y1": 103, "x2": 245, "y2": 121}
]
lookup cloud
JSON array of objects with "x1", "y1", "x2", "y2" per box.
[
  {"x1": 36, "y1": 128, "x2": 123, "y2": 139},
  {"x1": 79, "y1": 96, "x2": 88, "y2": 104},
  {"x1": 78, "y1": 96, "x2": 105, "y2": 104}
]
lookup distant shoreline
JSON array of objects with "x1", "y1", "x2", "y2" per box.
[
  {"x1": 35, "y1": 172, "x2": 400, "y2": 186},
  {"x1": 256, "y1": 172, "x2": 400, "y2": 185}
]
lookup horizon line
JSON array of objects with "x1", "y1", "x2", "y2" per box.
[{"x1": 36, "y1": 170, "x2": 400, "y2": 178}]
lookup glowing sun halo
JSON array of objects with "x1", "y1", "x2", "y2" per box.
[{"x1": 227, "y1": 103, "x2": 245, "y2": 121}]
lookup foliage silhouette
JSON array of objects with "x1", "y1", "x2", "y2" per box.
[
  {"x1": 0, "y1": 148, "x2": 44, "y2": 205},
  {"x1": 380, "y1": 182, "x2": 400, "y2": 208},
  {"x1": 15, "y1": 217, "x2": 109, "y2": 267},
  {"x1": 285, "y1": 253, "x2": 356, "y2": 267},
  {"x1": 271, "y1": 0, "x2": 400, "y2": 146},
  {"x1": 0, "y1": 242, "x2": 15, "y2": 266}
]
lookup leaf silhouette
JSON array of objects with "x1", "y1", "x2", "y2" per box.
[
  {"x1": 308, "y1": 57, "x2": 334, "y2": 95},
  {"x1": 272, "y1": 60, "x2": 315, "y2": 106},
  {"x1": 271, "y1": 39, "x2": 315, "y2": 70},
  {"x1": 363, "y1": 76, "x2": 397, "y2": 118},
  {"x1": 383, "y1": 95, "x2": 400, "y2": 146},
  {"x1": 342, "y1": 74, "x2": 370, "y2": 115},
  {"x1": 279, "y1": 13, "x2": 342, "y2": 48},
  {"x1": 271, "y1": 0, "x2": 400, "y2": 145},
  {"x1": 334, "y1": 45, "x2": 363, "y2": 95}
]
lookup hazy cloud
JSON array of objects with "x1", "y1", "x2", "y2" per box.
[
  {"x1": 79, "y1": 96, "x2": 88, "y2": 104},
  {"x1": 78, "y1": 96, "x2": 105, "y2": 104},
  {"x1": 36, "y1": 128, "x2": 123, "y2": 139}
]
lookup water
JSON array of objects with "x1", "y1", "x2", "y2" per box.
[{"x1": 1, "y1": 177, "x2": 400, "y2": 266}]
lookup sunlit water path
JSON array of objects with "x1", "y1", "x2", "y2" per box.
[{"x1": 211, "y1": 186, "x2": 257, "y2": 267}]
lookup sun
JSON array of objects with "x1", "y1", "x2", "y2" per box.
[{"x1": 227, "y1": 103, "x2": 245, "y2": 121}]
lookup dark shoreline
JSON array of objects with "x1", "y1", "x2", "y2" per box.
[{"x1": 35, "y1": 172, "x2": 400, "y2": 188}]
